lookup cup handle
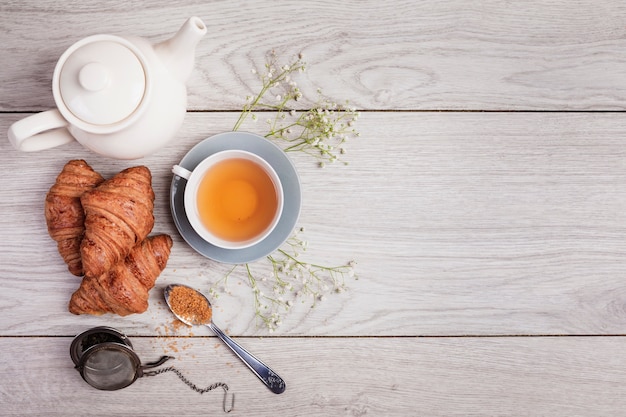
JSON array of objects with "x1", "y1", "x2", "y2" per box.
[
  {"x1": 8, "y1": 109, "x2": 74, "y2": 152},
  {"x1": 172, "y1": 164, "x2": 192, "y2": 180}
]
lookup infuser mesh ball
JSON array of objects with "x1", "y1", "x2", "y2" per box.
[
  {"x1": 79, "y1": 343, "x2": 140, "y2": 390},
  {"x1": 70, "y1": 327, "x2": 141, "y2": 391}
]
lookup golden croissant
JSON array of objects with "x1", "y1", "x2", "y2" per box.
[
  {"x1": 44, "y1": 160, "x2": 104, "y2": 276},
  {"x1": 69, "y1": 234, "x2": 173, "y2": 316},
  {"x1": 80, "y1": 166, "x2": 155, "y2": 278}
]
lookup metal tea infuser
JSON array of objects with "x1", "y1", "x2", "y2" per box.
[{"x1": 70, "y1": 326, "x2": 234, "y2": 413}]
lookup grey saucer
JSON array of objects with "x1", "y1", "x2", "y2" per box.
[{"x1": 170, "y1": 131, "x2": 302, "y2": 264}]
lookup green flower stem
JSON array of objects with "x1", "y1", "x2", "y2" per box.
[{"x1": 233, "y1": 84, "x2": 269, "y2": 131}]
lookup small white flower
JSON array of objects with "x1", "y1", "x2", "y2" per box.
[
  {"x1": 276, "y1": 94, "x2": 282, "y2": 101},
  {"x1": 290, "y1": 109, "x2": 297, "y2": 117},
  {"x1": 251, "y1": 68, "x2": 257, "y2": 74}
]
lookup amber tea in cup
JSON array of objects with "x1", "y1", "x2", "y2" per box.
[{"x1": 172, "y1": 150, "x2": 283, "y2": 249}]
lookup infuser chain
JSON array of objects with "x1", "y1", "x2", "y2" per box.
[{"x1": 143, "y1": 365, "x2": 234, "y2": 413}]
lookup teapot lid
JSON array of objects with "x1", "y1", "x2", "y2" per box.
[{"x1": 53, "y1": 35, "x2": 148, "y2": 129}]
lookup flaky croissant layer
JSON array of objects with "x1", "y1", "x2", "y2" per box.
[
  {"x1": 80, "y1": 166, "x2": 155, "y2": 278},
  {"x1": 69, "y1": 234, "x2": 173, "y2": 316},
  {"x1": 44, "y1": 160, "x2": 105, "y2": 276}
]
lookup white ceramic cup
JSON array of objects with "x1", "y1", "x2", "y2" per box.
[{"x1": 172, "y1": 150, "x2": 284, "y2": 249}]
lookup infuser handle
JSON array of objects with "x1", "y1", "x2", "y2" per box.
[{"x1": 140, "y1": 355, "x2": 175, "y2": 376}]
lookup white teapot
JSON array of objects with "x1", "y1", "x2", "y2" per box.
[{"x1": 8, "y1": 17, "x2": 207, "y2": 159}]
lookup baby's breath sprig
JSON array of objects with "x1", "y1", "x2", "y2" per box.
[
  {"x1": 267, "y1": 93, "x2": 360, "y2": 167},
  {"x1": 233, "y1": 50, "x2": 306, "y2": 132},
  {"x1": 210, "y1": 227, "x2": 356, "y2": 331},
  {"x1": 234, "y1": 51, "x2": 360, "y2": 166}
]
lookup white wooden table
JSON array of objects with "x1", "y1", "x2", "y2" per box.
[{"x1": 2, "y1": 1, "x2": 626, "y2": 415}]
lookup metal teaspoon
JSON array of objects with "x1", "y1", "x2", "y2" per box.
[{"x1": 164, "y1": 284, "x2": 286, "y2": 394}]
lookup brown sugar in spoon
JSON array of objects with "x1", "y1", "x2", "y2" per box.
[{"x1": 164, "y1": 284, "x2": 286, "y2": 394}]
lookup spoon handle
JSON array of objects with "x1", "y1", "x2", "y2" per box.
[{"x1": 207, "y1": 322, "x2": 286, "y2": 394}]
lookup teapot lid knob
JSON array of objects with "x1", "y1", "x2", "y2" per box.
[
  {"x1": 53, "y1": 35, "x2": 148, "y2": 128},
  {"x1": 78, "y1": 62, "x2": 110, "y2": 92}
]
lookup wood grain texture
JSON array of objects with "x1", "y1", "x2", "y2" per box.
[
  {"x1": 3, "y1": 2, "x2": 626, "y2": 414},
  {"x1": 2, "y1": 0, "x2": 626, "y2": 111},
  {"x1": 1, "y1": 112, "x2": 626, "y2": 337},
  {"x1": 1, "y1": 336, "x2": 626, "y2": 416}
]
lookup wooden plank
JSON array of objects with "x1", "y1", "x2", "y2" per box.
[
  {"x1": 1, "y1": 112, "x2": 626, "y2": 337},
  {"x1": 2, "y1": 1, "x2": 626, "y2": 111},
  {"x1": 1, "y1": 336, "x2": 625, "y2": 416}
]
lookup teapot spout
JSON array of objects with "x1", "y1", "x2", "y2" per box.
[{"x1": 155, "y1": 17, "x2": 207, "y2": 83}]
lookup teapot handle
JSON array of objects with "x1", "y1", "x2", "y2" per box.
[{"x1": 8, "y1": 109, "x2": 74, "y2": 152}]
